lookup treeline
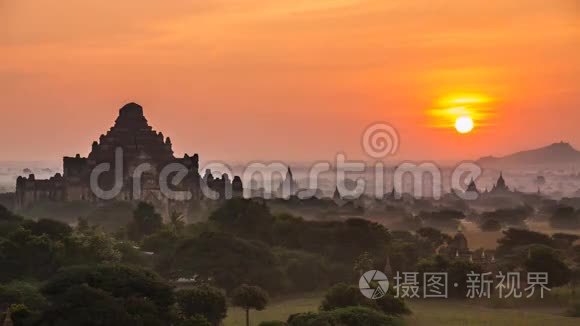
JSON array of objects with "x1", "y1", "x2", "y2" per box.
[
  {"x1": 2, "y1": 198, "x2": 580, "y2": 324},
  {"x1": 138, "y1": 199, "x2": 391, "y2": 293},
  {"x1": 0, "y1": 200, "x2": 406, "y2": 325}
]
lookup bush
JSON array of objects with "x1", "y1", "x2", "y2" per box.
[
  {"x1": 550, "y1": 206, "x2": 580, "y2": 229},
  {"x1": 525, "y1": 246, "x2": 571, "y2": 288},
  {"x1": 0, "y1": 205, "x2": 22, "y2": 236},
  {"x1": 482, "y1": 207, "x2": 532, "y2": 227},
  {"x1": 169, "y1": 233, "x2": 284, "y2": 292},
  {"x1": 127, "y1": 202, "x2": 164, "y2": 241},
  {"x1": 177, "y1": 315, "x2": 212, "y2": 326},
  {"x1": 288, "y1": 306, "x2": 399, "y2": 326},
  {"x1": 259, "y1": 321, "x2": 287, "y2": 326},
  {"x1": 9, "y1": 303, "x2": 35, "y2": 326},
  {"x1": 275, "y1": 249, "x2": 330, "y2": 292},
  {"x1": 22, "y1": 218, "x2": 73, "y2": 241},
  {"x1": 480, "y1": 219, "x2": 502, "y2": 232},
  {"x1": 417, "y1": 255, "x2": 483, "y2": 298},
  {"x1": 320, "y1": 283, "x2": 410, "y2": 316},
  {"x1": 141, "y1": 229, "x2": 179, "y2": 253},
  {"x1": 566, "y1": 301, "x2": 580, "y2": 317},
  {"x1": 41, "y1": 264, "x2": 174, "y2": 325},
  {"x1": 175, "y1": 285, "x2": 227, "y2": 326},
  {"x1": 0, "y1": 281, "x2": 47, "y2": 311},
  {"x1": 419, "y1": 210, "x2": 465, "y2": 230}
]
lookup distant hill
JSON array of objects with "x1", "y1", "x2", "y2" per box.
[{"x1": 477, "y1": 142, "x2": 580, "y2": 167}]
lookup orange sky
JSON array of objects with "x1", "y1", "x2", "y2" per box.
[{"x1": 1, "y1": 0, "x2": 579, "y2": 163}]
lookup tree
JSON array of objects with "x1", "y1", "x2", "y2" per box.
[
  {"x1": 550, "y1": 206, "x2": 580, "y2": 229},
  {"x1": 417, "y1": 255, "x2": 483, "y2": 298},
  {"x1": 40, "y1": 284, "x2": 133, "y2": 325},
  {"x1": 482, "y1": 206, "x2": 533, "y2": 226},
  {"x1": 209, "y1": 199, "x2": 274, "y2": 241},
  {"x1": 22, "y1": 218, "x2": 72, "y2": 241},
  {"x1": 0, "y1": 281, "x2": 47, "y2": 312},
  {"x1": 9, "y1": 303, "x2": 36, "y2": 326},
  {"x1": 42, "y1": 264, "x2": 174, "y2": 324},
  {"x1": 416, "y1": 227, "x2": 451, "y2": 248},
  {"x1": 419, "y1": 209, "x2": 465, "y2": 229},
  {"x1": 552, "y1": 233, "x2": 579, "y2": 249},
  {"x1": 61, "y1": 229, "x2": 122, "y2": 266},
  {"x1": 320, "y1": 283, "x2": 410, "y2": 316},
  {"x1": 0, "y1": 205, "x2": 22, "y2": 237},
  {"x1": 480, "y1": 219, "x2": 502, "y2": 232},
  {"x1": 76, "y1": 217, "x2": 91, "y2": 233},
  {"x1": 353, "y1": 252, "x2": 374, "y2": 277},
  {"x1": 525, "y1": 246, "x2": 571, "y2": 288},
  {"x1": 283, "y1": 250, "x2": 330, "y2": 292},
  {"x1": 535, "y1": 175, "x2": 546, "y2": 187},
  {"x1": 127, "y1": 202, "x2": 163, "y2": 241},
  {"x1": 0, "y1": 205, "x2": 21, "y2": 223},
  {"x1": 231, "y1": 284, "x2": 269, "y2": 326},
  {"x1": 169, "y1": 232, "x2": 283, "y2": 292},
  {"x1": 0, "y1": 229, "x2": 60, "y2": 282},
  {"x1": 176, "y1": 315, "x2": 212, "y2": 326},
  {"x1": 141, "y1": 229, "x2": 179, "y2": 253},
  {"x1": 169, "y1": 211, "x2": 186, "y2": 235},
  {"x1": 496, "y1": 228, "x2": 553, "y2": 257},
  {"x1": 175, "y1": 285, "x2": 227, "y2": 326}
]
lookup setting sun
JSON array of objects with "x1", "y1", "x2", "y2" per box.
[
  {"x1": 455, "y1": 116, "x2": 474, "y2": 134},
  {"x1": 428, "y1": 94, "x2": 493, "y2": 133}
]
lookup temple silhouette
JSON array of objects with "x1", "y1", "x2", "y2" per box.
[
  {"x1": 466, "y1": 172, "x2": 513, "y2": 196},
  {"x1": 15, "y1": 103, "x2": 243, "y2": 216}
]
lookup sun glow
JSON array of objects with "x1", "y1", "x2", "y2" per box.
[{"x1": 428, "y1": 94, "x2": 493, "y2": 133}]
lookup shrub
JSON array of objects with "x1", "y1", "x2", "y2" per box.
[
  {"x1": 566, "y1": 301, "x2": 580, "y2": 317},
  {"x1": 10, "y1": 303, "x2": 31, "y2": 321},
  {"x1": 259, "y1": 321, "x2": 287, "y2": 326},
  {"x1": 175, "y1": 285, "x2": 227, "y2": 326},
  {"x1": 550, "y1": 206, "x2": 580, "y2": 229},
  {"x1": 288, "y1": 307, "x2": 399, "y2": 326},
  {"x1": 320, "y1": 283, "x2": 410, "y2": 316},
  {"x1": 0, "y1": 281, "x2": 47, "y2": 311},
  {"x1": 480, "y1": 219, "x2": 502, "y2": 232},
  {"x1": 177, "y1": 315, "x2": 212, "y2": 326}
]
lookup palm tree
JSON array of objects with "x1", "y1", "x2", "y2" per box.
[{"x1": 169, "y1": 211, "x2": 185, "y2": 234}]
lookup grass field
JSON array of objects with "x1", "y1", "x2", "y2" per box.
[
  {"x1": 224, "y1": 294, "x2": 579, "y2": 326},
  {"x1": 224, "y1": 293, "x2": 322, "y2": 326},
  {"x1": 404, "y1": 301, "x2": 578, "y2": 326},
  {"x1": 223, "y1": 222, "x2": 580, "y2": 325}
]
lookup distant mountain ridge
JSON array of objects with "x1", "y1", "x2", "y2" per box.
[{"x1": 477, "y1": 142, "x2": 580, "y2": 167}]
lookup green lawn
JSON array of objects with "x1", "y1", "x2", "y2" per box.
[
  {"x1": 224, "y1": 294, "x2": 579, "y2": 326},
  {"x1": 405, "y1": 301, "x2": 578, "y2": 326}
]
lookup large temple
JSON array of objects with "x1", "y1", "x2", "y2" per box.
[{"x1": 14, "y1": 103, "x2": 243, "y2": 216}]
